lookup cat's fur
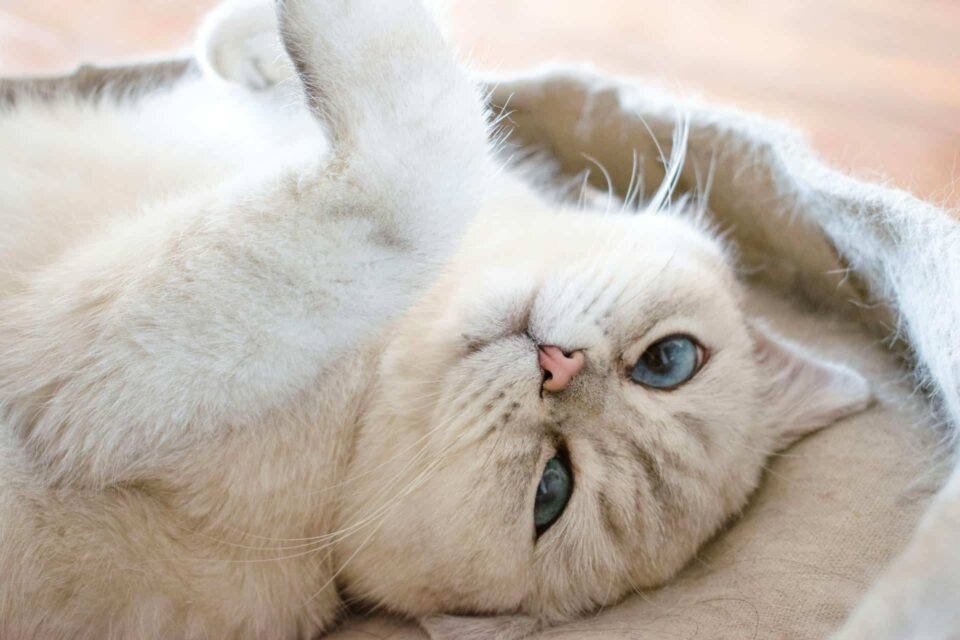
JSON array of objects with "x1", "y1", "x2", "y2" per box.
[{"x1": 0, "y1": 1, "x2": 870, "y2": 638}]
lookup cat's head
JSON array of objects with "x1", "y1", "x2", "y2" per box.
[{"x1": 336, "y1": 205, "x2": 869, "y2": 638}]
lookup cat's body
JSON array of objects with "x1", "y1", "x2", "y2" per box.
[
  {"x1": 0, "y1": 3, "x2": 485, "y2": 635},
  {"x1": 0, "y1": 2, "x2": 871, "y2": 639},
  {"x1": 0, "y1": 64, "x2": 545, "y2": 637}
]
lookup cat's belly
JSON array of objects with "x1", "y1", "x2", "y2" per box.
[
  {"x1": 0, "y1": 76, "x2": 326, "y2": 290},
  {"x1": 0, "y1": 398, "x2": 347, "y2": 640},
  {"x1": 0, "y1": 340, "x2": 378, "y2": 640}
]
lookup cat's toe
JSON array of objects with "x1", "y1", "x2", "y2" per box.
[
  {"x1": 197, "y1": 0, "x2": 293, "y2": 90},
  {"x1": 217, "y1": 31, "x2": 291, "y2": 90}
]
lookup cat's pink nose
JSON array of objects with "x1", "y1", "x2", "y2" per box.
[{"x1": 538, "y1": 345, "x2": 586, "y2": 393}]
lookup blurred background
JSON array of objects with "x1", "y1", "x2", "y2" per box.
[{"x1": 1, "y1": 0, "x2": 958, "y2": 206}]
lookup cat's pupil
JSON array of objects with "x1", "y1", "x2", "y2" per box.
[{"x1": 643, "y1": 341, "x2": 677, "y2": 373}]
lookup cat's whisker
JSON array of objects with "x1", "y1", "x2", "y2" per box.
[
  {"x1": 306, "y1": 386, "x2": 504, "y2": 546},
  {"x1": 180, "y1": 426, "x2": 475, "y2": 565},
  {"x1": 171, "y1": 384, "x2": 481, "y2": 555},
  {"x1": 290, "y1": 418, "x2": 488, "y2": 572},
  {"x1": 620, "y1": 148, "x2": 646, "y2": 214},
  {"x1": 581, "y1": 153, "x2": 616, "y2": 215},
  {"x1": 577, "y1": 169, "x2": 593, "y2": 211}
]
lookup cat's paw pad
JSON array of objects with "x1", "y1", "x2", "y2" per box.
[{"x1": 211, "y1": 30, "x2": 291, "y2": 90}]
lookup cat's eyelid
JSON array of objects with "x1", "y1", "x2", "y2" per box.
[
  {"x1": 535, "y1": 441, "x2": 558, "y2": 469},
  {"x1": 534, "y1": 434, "x2": 571, "y2": 478},
  {"x1": 528, "y1": 440, "x2": 559, "y2": 502}
]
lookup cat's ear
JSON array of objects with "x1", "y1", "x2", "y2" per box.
[
  {"x1": 750, "y1": 321, "x2": 872, "y2": 449},
  {"x1": 420, "y1": 614, "x2": 541, "y2": 640}
]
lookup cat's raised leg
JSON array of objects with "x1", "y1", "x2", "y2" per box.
[{"x1": 0, "y1": 0, "x2": 492, "y2": 488}]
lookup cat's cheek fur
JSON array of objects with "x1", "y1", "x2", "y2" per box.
[{"x1": 751, "y1": 321, "x2": 872, "y2": 449}]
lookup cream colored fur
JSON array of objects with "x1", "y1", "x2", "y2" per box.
[
  {"x1": 0, "y1": 1, "x2": 873, "y2": 638},
  {"x1": 479, "y1": 67, "x2": 960, "y2": 640}
]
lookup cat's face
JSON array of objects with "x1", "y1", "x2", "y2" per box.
[{"x1": 336, "y1": 207, "x2": 868, "y2": 632}]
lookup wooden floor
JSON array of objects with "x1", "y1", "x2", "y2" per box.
[{"x1": 1, "y1": 0, "x2": 958, "y2": 207}]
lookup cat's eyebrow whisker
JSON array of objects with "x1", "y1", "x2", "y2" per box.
[
  {"x1": 581, "y1": 153, "x2": 616, "y2": 215},
  {"x1": 577, "y1": 168, "x2": 593, "y2": 211},
  {"x1": 692, "y1": 146, "x2": 718, "y2": 224},
  {"x1": 488, "y1": 91, "x2": 516, "y2": 130},
  {"x1": 619, "y1": 569, "x2": 675, "y2": 615},
  {"x1": 620, "y1": 148, "x2": 644, "y2": 214},
  {"x1": 644, "y1": 112, "x2": 690, "y2": 216}
]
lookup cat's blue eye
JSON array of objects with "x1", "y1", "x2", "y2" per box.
[
  {"x1": 534, "y1": 455, "x2": 572, "y2": 537},
  {"x1": 630, "y1": 335, "x2": 703, "y2": 389}
]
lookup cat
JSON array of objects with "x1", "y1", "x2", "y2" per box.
[{"x1": 0, "y1": 1, "x2": 871, "y2": 638}]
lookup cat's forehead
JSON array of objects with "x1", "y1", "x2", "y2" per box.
[
  {"x1": 468, "y1": 209, "x2": 730, "y2": 276},
  {"x1": 439, "y1": 211, "x2": 741, "y2": 359}
]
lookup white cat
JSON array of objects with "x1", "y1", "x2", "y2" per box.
[{"x1": 0, "y1": 1, "x2": 870, "y2": 638}]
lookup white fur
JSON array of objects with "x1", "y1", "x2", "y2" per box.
[
  {"x1": 0, "y1": 0, "x2": 491, "y2": 490},
  {"x1": 480, "y1": 66, "x2": 960, "y2": 640},
  {"x1": 197, "y1": 0, "x2": 292, "y2": 91},
  {"x1": 1, "y1": 0, "x2": 491, "y2": 636},
  {"x1": 0, "y1": 2, "x2": 875, "y2": 639}
]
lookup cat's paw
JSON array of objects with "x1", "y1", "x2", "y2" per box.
[
  {"x1": 197, "y1": 0, "x2": 293, "y2": 90},
  {"x1": 279, "y1": 0, "x2": 439, "y2": 64}
]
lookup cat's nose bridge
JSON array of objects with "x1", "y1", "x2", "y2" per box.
[{"x1": 539, "y1": 345, "x2": 586, "y2": 393}]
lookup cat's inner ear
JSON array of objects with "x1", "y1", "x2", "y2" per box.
[
  {"x1": 420, "y1": 614, "x2": 540, "y2": 640},
  {"x1": 750, "y1": 321, "x2": 872, "y2": 449}
]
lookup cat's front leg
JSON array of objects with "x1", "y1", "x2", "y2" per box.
[{"x1": 0, "y1": 0, "x2": 493, "y2": 489}]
